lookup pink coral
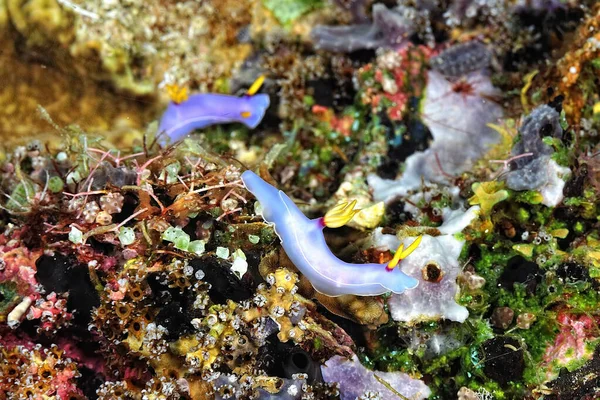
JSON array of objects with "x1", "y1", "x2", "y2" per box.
[
  {"x1": 311, "y1": 105, "x2": 354, "y2": 137},
  {"x1": 0, "y1": 244, "x2": 42, "y2": 298},
  {"x1": 58, "y1": 338, "x2": 106, "y2": 375},
  {"x1": 543, "y1": 312, "x2": 599, "y2": 379},
  {"x1": 359, "y1": 44, "x2": 435, "y2": 121},
  {"x1": 27, "y1": 292, "x2": 73, "y2": 332}
]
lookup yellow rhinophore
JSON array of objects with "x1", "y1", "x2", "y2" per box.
[
  {"x1": 166, "y1": 84, "x2": 189, "y2": 104},
  {"x1": 323, "y1": 200, "x2": 360, "y2": 228},
  {"x1": 520, "y1": 70, "x2": 538, "y2": 113},
  {"x1": 247, "y1": 75, "x2": 266, "y2": 96},
  {"x1": 387, "y1": 235, "x2": 423, "y2": 271}
]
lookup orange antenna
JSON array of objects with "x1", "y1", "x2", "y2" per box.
[{"x1": 166, "y1": 84, "x2": 189, "y2": 104}]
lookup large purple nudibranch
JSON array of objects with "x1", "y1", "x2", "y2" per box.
[{"x1": 242, "y1": 170, "x2": 419, "y2": 297}]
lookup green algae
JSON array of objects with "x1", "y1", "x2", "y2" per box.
[
  {"x1": 263, "y1": 0, "x2": 324, "y2": 25},
  {"x1": 0, "y1": 282, "x2": 18, "y2": 316}
]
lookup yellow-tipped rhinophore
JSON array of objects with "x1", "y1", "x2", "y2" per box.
[
  {"x1": 166, "y1": 84, "x2": 189, "y2": 104},
  {"x1": 387, "y1": 235, "x2": 423, "y2": 270},
  {"x1": 247, "y1": 75, "x2": 266, "y2": 96},
  {"x1": 323, "y1": 200, "x2": 360, "y2": 228}
]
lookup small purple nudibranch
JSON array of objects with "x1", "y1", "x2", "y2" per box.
[
  {"x1": 242, "y1": 170, "x2": 419, "y2": 297},
  {"x1": 157, "y1": 80, "x2": 270, "y2": 145}
]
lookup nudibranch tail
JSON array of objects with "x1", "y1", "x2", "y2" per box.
[
  {"x1": 386, "y1": 235, "x2": 423, "y2": 271},
  {"x1": 323, "y1": 200, "x2": 360, "y2": 228},
  {"x1": 241, "y1": 170, "x2": 291, "y2": 224}
]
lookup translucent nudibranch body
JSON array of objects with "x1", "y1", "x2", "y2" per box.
[
  {"x1": 242, "y1": 170, "x2": 419, "y2": 297},
  {"x1": 157, "y1": 93, "x2": 270, "y2": 144}
]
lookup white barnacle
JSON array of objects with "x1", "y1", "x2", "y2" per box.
[
  {"x1": 287, "y1": 385, "x2": 299, "y2": 396},
  {"x1": 253, "y1": 294, "x2": 267, "y2": 307},
  {"x1": 7, "y1": 297, "x2": 32, "y2": 328},
  {"x1": 271, "y1": 305, "x2": 285, "y2": 318}
]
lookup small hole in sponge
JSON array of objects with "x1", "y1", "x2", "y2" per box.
[
  {"x1": 292, "y1": 352, "x2": 310, "y2": 370},
  {"x1": 422, "y1": 262, "x2": 443, "y2": 283}
]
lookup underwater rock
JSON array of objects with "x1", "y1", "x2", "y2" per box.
[
  {"x1": 258, "y1": 334, "x2": 323, "y2": 383},
  {"x1": 557, "y1": 262, "x2": 591, "y2": 284},
  {"x1": 444, "y1": 0, "x2": 510, "y2": 28},
  {"x1": 482, "y1": 337, "x2": 524, "y2": 386},
  {"x1": 6, "y1": 0, "x2": 76, "y2": 48},
  {"x1": 543, "y1": 312, "x2": 598, "y2": 381},
  {"x1": 547, "y1": 345, "x2": 600, "y2": 399},
  {"x1": 0, "y1": 337, "x2": 82, "y2": 398},
  {"x1": 321, "y1": 354, "x2": 431, "y2": 400},
  {"x1": 2, "y1": 1, "x2": 600, "y2": 399},
  {"x1": 385, "y1": 207, "x2": 478, "y2": 324},
  {"x1": 35, "y1": 252, "x2": 99, "y2": 324},
  {"x1": 332, "y1": 0, "x2": 370, "y2": 23},
  {"x1": 498, "y1": 255, "x2": 541, "y2": 294},
  {"x1": 89, "y1": 162, "x2": 137, "y2": 190},
  {"x1": 505, "y1": 105, "x2": 571, "y2": 206},
  {"x1": 369, "y1": 70, "x2": 503, "y2": 203},
  {"x1": 190, "y1": 257, "x2": 254, "y2": 304},
  {"x1": 311, "y1": 4, "x2": 415, "y2": 52}
]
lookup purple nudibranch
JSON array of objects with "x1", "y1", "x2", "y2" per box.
[
  {"x1": 241, "y1": 170, "x2": 419, "y2": 297},
  {"x1": 157, "y1": 93, "x2": 270, "y2": 144}
]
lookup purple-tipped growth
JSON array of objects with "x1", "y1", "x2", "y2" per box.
[
  {"x1": 311, "y1": 4, "x2": 414, "y2": 52},
  {"x1": 157, "y1": 93, "x2": 270, "y2": 144}
]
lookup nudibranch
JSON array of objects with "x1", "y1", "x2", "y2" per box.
[
  {"x1": 157, "y1": 76, "x2": 270, "y2": 145},
  {"x1": 242, "y1": 170, "x2": 421, "y2": 297}
]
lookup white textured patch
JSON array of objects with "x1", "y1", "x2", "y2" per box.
[
  {"x1": 231, "y1": 254, "x2": 248, "y2": 278},
  {"x1": 439, "y1": 206, "x2": 480, "y2": 234},
  {"x1": 321, "y1": 354, "x2": 431, "y2": 400},
  {"x1": 540, "y1": 159, "x2": 571, "y2": 207},
  {"x1": 387, "y1": 234, "x2": 468, "y2": 323},
  {"x1": 383, "y1": 207, "x2": 478, "y2": 323}
]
